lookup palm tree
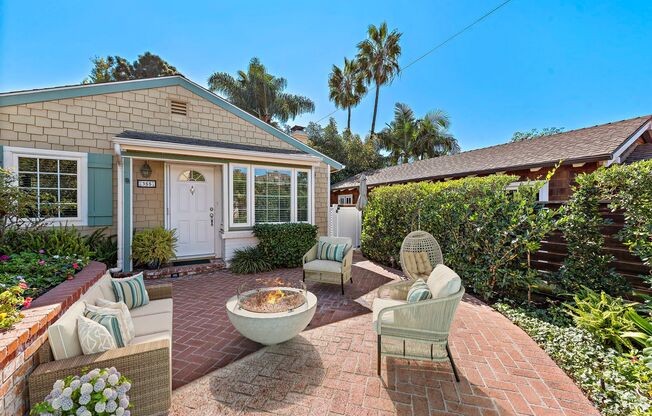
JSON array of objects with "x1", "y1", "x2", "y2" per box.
[
  {"x1": 356, "y1": 22, "x2": 402, "y2": 136},
  {"x1": 379, "y1": 103, "x2": 459, "y2": 165},
  {"x1": 328, "y1": 58, "x2": 367, "y2": 133},
  {"x1": 378, "y1": 103, "x2": 417, "y2": 164},
  {"x1": 412, "y1": 110, "x2": 460, "y2": 160},
  {"x1": 208, "y1": 57, "x2": 315, "y2": 126}
]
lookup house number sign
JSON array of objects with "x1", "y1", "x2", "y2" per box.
[{"x1": 137, "y1": 180, "x2": 156, "y2": 188}]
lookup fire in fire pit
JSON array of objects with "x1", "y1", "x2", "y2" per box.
[{"x1": 237, "y1": 278, "x2": 306, "y2": 313}]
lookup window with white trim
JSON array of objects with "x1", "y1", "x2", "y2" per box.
[
  {"x1": 338, "y1": 194, "x2": 353, "y2": 205},
  {"x1": 5, "y1": 147, "x2": 87, "y2": 224},
  {"x1": 229, "y1": 164, "x2": 312, "y2": 227}
]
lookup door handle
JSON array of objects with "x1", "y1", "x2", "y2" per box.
[{"x1": 209, "y1": 213, "x2": 214, "y2": 226}]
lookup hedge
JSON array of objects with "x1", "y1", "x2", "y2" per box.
[
  {"x1": 361, "y1": 175, "x2": 557, "y2": 301},
  {"x1": 253, "y1": 223, "x2": 318, "y2": 268}
]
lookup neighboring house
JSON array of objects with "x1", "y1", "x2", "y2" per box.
[
  {"x1": 332, "y1": 114, "x2": 652, "y2": 205},
  {"x1": 0, "y1": 76, "x2": 343, "y2": 272}
]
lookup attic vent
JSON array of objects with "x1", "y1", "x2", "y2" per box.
[{"x1": 170, "y1": 100, "x2": 188, "y2": 116}]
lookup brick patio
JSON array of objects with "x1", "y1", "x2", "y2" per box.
[{"x1": 163, "y1": 254, "x2": 599, "y2": 415}]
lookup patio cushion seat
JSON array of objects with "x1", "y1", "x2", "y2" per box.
[
  {"x1": 129, "y1": 298, "x2": 173, "y2": 318},
  {"x1": 372, "y1": 298, "x2": 406, "y2": 324},
  {"x1": 130, "y1": 330, "x2": 171, "y2": 346},
  {"x1": 132, "y1": 309, "x2": 173, "y2": 337},
  {"x1": 303, "y1": 259, "x2": 344, "y2": 274}
]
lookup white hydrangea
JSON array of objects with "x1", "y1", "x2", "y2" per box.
[
  {"x1": 60, "y1": 396, "x2": 73, "y2": 411},
  {"x1": 119, "y1": 396, "x2": 129, "y2": 408},
  {"x1": 75, "y1": 406, "x2": 87, "y2": 416},
  {"x1": 106, "y1": 399, "x2": 118, "y2": 412},
  {"x1": 80, "y1": 382, "x2": 93, "y2": 395},
  {"x1": 78, "y1": 394, "x2": 91, "y2": 405},
  {"x1": 51, "y1": 397, "x2": 62, "y2": 410},
  {"x1": 103, "y1": 387, "x2": 115, "y2": 399},
  {"x1": 115, "y1": 407, "x2": 125, "y2": 416},
  {"x1": 124, "y1": 410, "x2": 131, "y2": 416},
  {"x1": 94, "y1": 401, "x2": 106, "y2": 413},
  {"x1": 70, "y1": 379, "x2": 81, "y2": 390},
  {"x1": 80, "y1": 374, "x2": 90, "y2": 383},
  {"x1": 107, "y1": 373, "x2": 119, "y2": 386},
  {"x1": 94, "y1": 377, "x2": 106, "y2": 392},
  {"x1": 50, "y1": 388, "x2": 62, "y2": 399},
  {"x1": 62, "y1": 387, "x2": 72, "y2": 397},
  {"x1": 87, "y1": 369, "x2": 100, "y2": 379},
  {"x1": 53, "y1": 380, "x2": 65, "y2": 391}
]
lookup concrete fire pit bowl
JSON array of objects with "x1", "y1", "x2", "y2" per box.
[{"x1": 226, "y1": 282, "x2": 317, "y2": 345}]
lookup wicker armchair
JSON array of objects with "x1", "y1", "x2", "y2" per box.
[
  {"x1": 400, "y1": 231, "x2": 443, "y2": 280},
  {"x1": 28, "y1": 283, "x2": 173, "y2": 416},
  {"x1": 303, "y1": 236, "x2": 353, "y2": 294},
  {"x1": 373, "y1": 274, "x2": 464, "y2": 380}
]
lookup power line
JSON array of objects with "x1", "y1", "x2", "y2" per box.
[{"x1": 315, "y1": 0, "x2": 513, "y2": 124}]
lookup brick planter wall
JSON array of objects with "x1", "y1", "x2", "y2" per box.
[{"x1": 0, "y1": 261, "x2": 107, "y2": 415}]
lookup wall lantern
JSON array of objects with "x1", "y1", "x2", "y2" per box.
[{"x1": 140, "y1": 161, "x2": 152, "y2": 178}]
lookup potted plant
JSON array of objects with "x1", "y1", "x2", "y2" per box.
[{"x1": 131, "y1": 227, "x2": 177, "y2": 269}]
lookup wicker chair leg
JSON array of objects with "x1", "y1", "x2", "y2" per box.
[
  {"x1": 350, "y1": 276, "x2": 353, "y2": 284},
  {"x1": 302, "y1": 270, "x2": 305, "y2": 282},
  {"x1": 341, "y1": 274, "x2": 344, "y2": 295},
  {"x1": 446, "y1": 343, "x2": 460, "y2": 382},
  {"x1": 377, "y1": 335, "x2": 382, "y2": 376}
]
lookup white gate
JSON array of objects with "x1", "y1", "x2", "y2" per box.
[{"x1": 329, "y1": 205, "x2": 362, "y2": 247}]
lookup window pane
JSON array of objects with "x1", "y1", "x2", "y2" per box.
[
  {"x1": 39, "y1": 174, "x2": 58, "y2": 188},
  {"x1": 297, "y1": 171, "x2": 309, "y2": 222},
  {"x1": 60, "y1": 204, "x2": 78, "y2": 218},
  {"x1": 59, "y1": 160, "x2": 77, "y2": 174},
  {"x1": 18, "y1": 157, "x2": 37, "y2": 172},
  {"x1": 60, "y1": 175, "x2": 77, "y2": 189},
  {"x1": 232, "y1": 167, "x2": 248, "y2": 224},
  {"x1": 60, "y1": 189, "x2": 77, "y2": 204},
  {"x1": 19, "y1": 173, "x2": 37, "y2": 188},
  {"x1": 254, "y1": 168, "x2": 291, "y2": 224},
  {"x1": 39, "y1": 159, "x2": 58, "y2": 173}
]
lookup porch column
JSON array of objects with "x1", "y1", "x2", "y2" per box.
[{"x1": 121, "y1": 157, "x2": 133, "y2": 272}]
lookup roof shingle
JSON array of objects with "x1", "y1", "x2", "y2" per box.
[{"x1": 333, "y1": 115, "x2": 652, "y2": 189}]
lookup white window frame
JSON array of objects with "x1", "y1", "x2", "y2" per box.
[
  {"x1": 228, "y1": 163, "x2": 252, "y2": 228},
  {"x1": 3, "y1": 146, "x2": 88, "y2": 226},
  {"x1": 338, "y1": 194, "x2": 353, "y2": 205},
  {"x1": 228, "y1": 163, "x2": 313, "y2": 228},
  {"x1": 506, "y1": 180, "x2": 549, "y2": 202}
]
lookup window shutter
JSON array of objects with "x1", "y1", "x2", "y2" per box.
[{"x1": 87, "y1": 153, "x2": 113, "y2": 226}]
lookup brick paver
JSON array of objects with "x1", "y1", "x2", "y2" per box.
[{"x1": 164, "y1": 254, "x2": 599, "y2": 415}]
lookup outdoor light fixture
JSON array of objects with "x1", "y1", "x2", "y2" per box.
[{"x1": 140, "y1": 161, "x2": 152, "y2": 178}]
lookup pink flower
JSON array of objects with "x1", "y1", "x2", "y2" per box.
[
  {"x1": 38, "y1": 260, "x2": 45, "y2": 265},
  {"x1": 18, "y1": 282, "x2": 28, "y2": 290},
  {"x1": 72, "y1": 263, "x2": 79, "y2": 270},
  {"x1": 0, "y1": 255, "x2": 10, "y2": 262},
  {"x1": 23, "y1": 297, "x2": 33, "y2": 308},
  {"x1": 38, "y1": 249, "x2": 45, "y2": 254}
]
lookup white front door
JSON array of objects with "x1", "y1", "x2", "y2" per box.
[{"x1": 169, "y1": 165, "x2": 215, "y2": 258}]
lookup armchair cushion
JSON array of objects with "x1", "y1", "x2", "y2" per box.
[
  {"x1": 303, "y1": 259, "x2": 343, "y2": 274},
  {"x1": 427, "y1": 265, "x2": 462, "y2": 299},
  {"x1": 406, "y1": 279, "x2": 432, "y2": 303},
  {"x1": 317, "y1": 241, "x2": 349, "y2": 262},
  {"x1": 372, "y1": 298, "x2": 406, "y2": 324}
]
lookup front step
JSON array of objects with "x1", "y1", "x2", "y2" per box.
[{"x1": 114, "y1": 259, "x2": 226, "y2": 280}]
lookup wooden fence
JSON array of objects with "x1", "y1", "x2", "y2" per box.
[{"x1": 532, "y1": 202, "x2": 651, "y2": 292}]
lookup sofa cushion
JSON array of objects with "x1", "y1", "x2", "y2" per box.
[
  {"x1": 372, "y1": 298, "x2": 406, "y2": 325},
  {"x1": 96, "y1": 299, "x2": 135, "y2": 339},
  {"x1": 130, "y1": 330, "x2": 171, "y2": 346},
  {"x1": 84, "y1": 303, "x2": 132, "y2": 347},
  {"x1": 111, "y1": 272, "x2": 149, "y2": 309},
  {"x1": 303, "y1": 259, "x2": 343, "y2": 274},
  {"x1": 48, "y1": 301, "x2": 86, "y2": 360},
  {"x1": 132, "y1": 310, "x2": 173, "y2": 337},
  {"x1": 77, "y1": 315, "x2": 116, "y2": 355},
  {"x1": 96, "y1": 274, "x2": 117, "y2": 302},
  {"x1": 427, "y1": 264, "x2": 462, "y2": 299},
  {"x1": 129, "y1": 298, "x2": 173, "y2": 318},
  {"x1": 406, "y1": 279, "x2": 432, "y2": 303}
]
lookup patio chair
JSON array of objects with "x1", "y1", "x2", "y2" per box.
[
  {"x1": 400, "y1": 231, "x2": 443, "y2": 280},
  {"x1": 302, "y1": 236, "x2": 353, "y2": 295},
  {"x1": 372, "y1": 264, "x2": 464, "y2": 380}
]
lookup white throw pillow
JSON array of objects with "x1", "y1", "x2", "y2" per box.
[
  {"x1": 84, "y1": 302, "x2": 134, "y2": 346},
  {"x1": 96, "y1": 298, "x2": 136, "y2": 340},
  {"x1": 426, "y1": 264, "x2": 462, "y2": 299},
  {"x1": 77, "y1": 316, "x2": 117, "y2": 355}
]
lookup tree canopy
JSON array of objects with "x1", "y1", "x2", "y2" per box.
[
  {"x1": 208, "y1": 57, "x2": 315, "y2": 127},
  {"x1": 84, "y1": 52, "x2": 179, "y2": 84},
  {"x1": 510, "y1": 127, "x2": 565, "y2": 142},
  {"x1": 328, "y1": 58, "x2": 367, "y2": 133}
]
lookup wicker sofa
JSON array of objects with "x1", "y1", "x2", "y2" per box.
[
  {"x1": 28, "y1": 273, "x2": 172, "y2": 416},
  {"x1": 302, "y1": 236, "x2": 353, "y2": 294}
]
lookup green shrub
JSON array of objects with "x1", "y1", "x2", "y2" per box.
[
  {"x1": 253, "y1": 223, "x2": 318, "y2": 268},
  {"x1": 83, "y1": 228, "x2": 118, "y2": 268},
  {"x1": 1, "y1": 226, "x2": 93, "y2": 259},
  {"x1": 361, "y1": 175, "x2": 557, "y2": 301},
  {"x1": 230, "y1": 247, "x2": 273, "y2": 274},
  {"x1": 132, "y1": 227, "x2": 177, "y2": 268},
  {"x1": 496, "y1": 303, "x2": 652, "y2": 415}
]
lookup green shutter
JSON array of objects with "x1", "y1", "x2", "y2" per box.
[
  {"x1": 0, "y1": 145, "x2": 4, "y2": 166},
  {"x1": 87, "y1": 153, "x2": 113, "y2": 226}
]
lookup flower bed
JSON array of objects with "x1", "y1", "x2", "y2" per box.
[{"x1": 495, "y1": 303, "x2": 652, "y2": 416}]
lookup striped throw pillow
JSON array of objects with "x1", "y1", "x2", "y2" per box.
[
  {"x1": 317, "y1": 241, "x2": 349, "y2": 262},
  {"x1": 111, "y1": 272, "x2": 149, "y2": 309},
  {"x1": 83, "y1": 304, "x2": 130, "y2": 347},
  {"x1": 406, "y1": 279, "x2": 432, "y2": 303}
]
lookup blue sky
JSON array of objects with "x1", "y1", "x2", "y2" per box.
[{"x1": 1, "y1": 0, "x2": 650, "y2": 150}]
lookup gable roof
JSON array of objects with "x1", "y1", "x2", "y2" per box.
[
  {"x1": 333, "y1": 114, "x2": 652, "y2": 190},
  {"x1": 0, "y1": 76, "x2": 344, "y2": 170}
]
